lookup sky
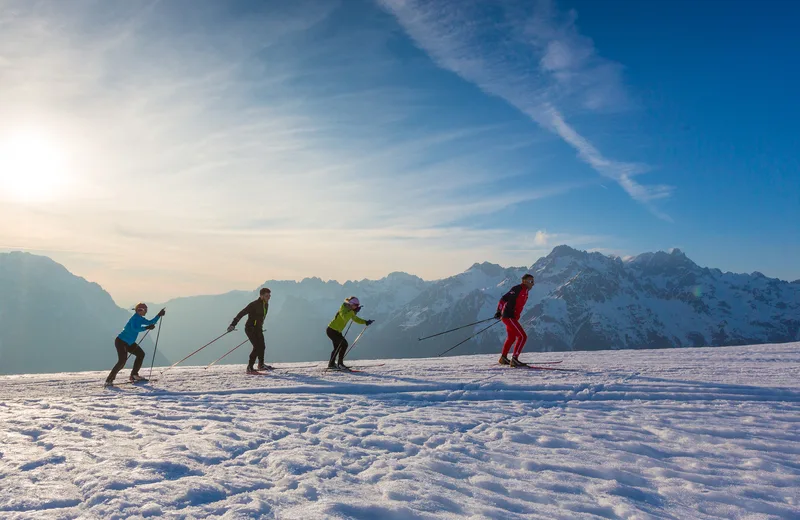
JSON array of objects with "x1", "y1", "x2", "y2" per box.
[{"x1": 1, "y1": 0, "x2": 798, "y2": 306}]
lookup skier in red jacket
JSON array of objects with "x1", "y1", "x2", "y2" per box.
[{"x1": 495, "y1": 274, "x2": 535, "y2": 367}]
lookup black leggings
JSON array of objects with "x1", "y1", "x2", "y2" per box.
[
  {"x1": 245, "y1": 327, "x2": 266, "y2": 368},
  {"x1": 106, "y1": 337, "x2": 145, "y2": 382},
  {"x1": 327, "y1": 327, "x2": 348, "y2": 365}
]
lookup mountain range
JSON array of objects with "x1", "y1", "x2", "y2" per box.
[{"x1": 1, "y1": 246, "x2": 798, "y2": 375}]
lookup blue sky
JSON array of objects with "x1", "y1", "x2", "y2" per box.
[{"x1": 0, "y1": 0, "x2": 797, "y2": 304}]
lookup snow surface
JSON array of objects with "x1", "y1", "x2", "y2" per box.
[{"x1": 1, "y1": 343, "x2": 798, "y2": 519}]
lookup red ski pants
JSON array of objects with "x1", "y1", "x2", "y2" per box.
[{"x1": 501, "y1": 318, "x2": 527, "y2": 358}]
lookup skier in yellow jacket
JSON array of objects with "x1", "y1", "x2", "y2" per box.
[{"x1": 326, "y1": 296, "x2": 374, "y2": 370}]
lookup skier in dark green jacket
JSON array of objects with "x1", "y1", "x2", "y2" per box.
[
  {"x1": 228, "y1": 287, "x2": 271, "y2": 373},
  {"x1": 326, "y1": 296, "x2": 374, "y2": 370}
]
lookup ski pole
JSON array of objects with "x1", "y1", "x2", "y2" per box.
[
  {"x1": 126, "y1": 328, "x2": 150, "y2": 363},
  {"x1": 417, "y1": 317, "x2": 495, "y2": 341},
  {"x1": 138, "y1": 328, "x2": 153, "y2": 344},
  {"x1": 147, "y1": 314, "x2": 164, "y2": 380},
  {"x1": 205, "y1": 338, "x2": 250, "y2": 369},
  {"x1": 345, "y1": 325, "x2": 369, "y2": 357},
  {"x1": 436, "y1": 320, "x2": 501, "y2": 357},
  {"x1": 342, "y1": 321, "x2": 352, "y2": 342},
  {"x1": 332, "y1": 321, "x2": 352, "y2": 359},
  {"x1": 159, "y1": 330, "x2": 232, "y2": 375}
]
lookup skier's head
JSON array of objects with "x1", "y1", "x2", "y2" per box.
[
  {"x1": 134, "y1": 302, "x2": 148, "y2": 314},
  {"x1": 259, "y1": 287, "x2": 271, "y2": 302},
  {"x1": 521, "y1": 274, "x2": 534, "y2": 288},
  {"x1": 345, "y1": 296, "x2": 361, "y2": 312}
]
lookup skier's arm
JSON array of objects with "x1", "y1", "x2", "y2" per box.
[
  {"x1": 352, "y1": 315, "x2": 368, "y2": 325},
  {"x1": 230, "y1": 303, "x2": 251, "y2": 327},
  {"x1": 497, "y1": 287, "x2": 517, "y2": 314},
  {"x1": 134, "y1": 314, "x2": 160, "y2": 330}
]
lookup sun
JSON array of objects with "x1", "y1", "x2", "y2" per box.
[{"x1": 0, "y1": 130, "x2": 70, "y2": 202}]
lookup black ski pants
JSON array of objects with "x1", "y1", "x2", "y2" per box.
[
  {"x1": 245, "y1": 327, "x2": 266, "y2": 368},
  {"x1": 327, "y1": 327, "x2": 348, "y2": 365},
  {"x1": 107, "y1": 337, "x2": 145, "y2": 382}
]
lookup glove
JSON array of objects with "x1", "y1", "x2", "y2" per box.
[
  {"x1": 227, "y1": 324, "x2": 236, "y2": 333},
  {"x1": 157, "y1": 308, "x2": 166, "y2": 317},
  {"x1": 494, "y1": 311, "x2": 502, "y2": 319},
  {"x1": 145, "y1": 324, "x2": 156, "y2": 330},
  {"x1": 365, "y1": 319, "x2": 375, "y2": 326}
]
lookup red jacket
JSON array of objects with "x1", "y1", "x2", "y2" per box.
[{"x1": 498, "y1": 284, "x2": 529, "y2": 320}]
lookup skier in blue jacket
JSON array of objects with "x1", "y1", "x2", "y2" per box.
[{"x1": 104, "y1": 303, "x2": 165, "y2": 386}]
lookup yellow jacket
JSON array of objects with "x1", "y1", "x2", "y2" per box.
[{"x1": 328, "y1": 303, "x2": 367, "y2": 332}]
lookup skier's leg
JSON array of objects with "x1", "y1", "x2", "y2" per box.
[
  {"x1": 128, "y1": 343, "x2": 146, "y2": 375},
  {"x1": 337, "y1": 342, "x2": 347, "y2": 365},
  {"x1": 245, "y1": 328, "x2": 258, "y2": 369},
  {"x1": 256, "y1": 329, "x2": 266, "y2": 367},
  {"x1": 501, "y1": 318, "x2": 519, "y2": 358},
  {"x1": 510, "y1": 320, "x2": 528, "y2": 358},
  {"x1": 335, "y1": 334, "x2": 348, "y2": 365},
  {"x1": 106, "y1": 338, "x2": 128, "y2": 383},
  {"x1": 326, "y1": 327, "x2": 347, "y2": 366}
]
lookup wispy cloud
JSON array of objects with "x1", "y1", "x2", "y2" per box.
[
  {"x1": 377, "y1": 0, "x2": 673, "y2": 219},
  {"x1": 0, "y1": 0, "x2": 601, "y2": 302}
]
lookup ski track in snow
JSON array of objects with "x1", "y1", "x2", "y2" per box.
[{"x1": 1, "y1": 344, "x2": 799, "y2": 519}]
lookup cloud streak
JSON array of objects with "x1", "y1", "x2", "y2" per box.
[
  {"x1": 377, "y1": 0, "x2": 673, "y2": 219},
  {"x1": 0, "y1": 0, "x2": 595, "y2": 302}
]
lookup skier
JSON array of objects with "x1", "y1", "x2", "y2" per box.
[
  {"x1": 326, "y1": 296, "x2": 374, "y2": 370},
  {"x1": 495, "y1": 274, "x2": 535, "y2": 367},
  {"x1": 105, "y1": 303, "x2": 165, "y2": 386},
  {"x1": 228, "y1": 287, "x2": 271, "y2": 374}
]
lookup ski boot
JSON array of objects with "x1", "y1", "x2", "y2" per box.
[{"x1": 510, "y1": 357, "x2": 529, "y2": 368}]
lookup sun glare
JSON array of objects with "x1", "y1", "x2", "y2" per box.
[{"x1": 0, "y1": 130, "x2": 70, "y2": 202}]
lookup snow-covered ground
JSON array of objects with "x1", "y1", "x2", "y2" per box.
[{"x1": 1, "y1": 343, "x2": 798, "y2": 519}]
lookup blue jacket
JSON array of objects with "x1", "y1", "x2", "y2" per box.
[{"x1": 117, "y1": 313, "x2": 161, "y2": 345}]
